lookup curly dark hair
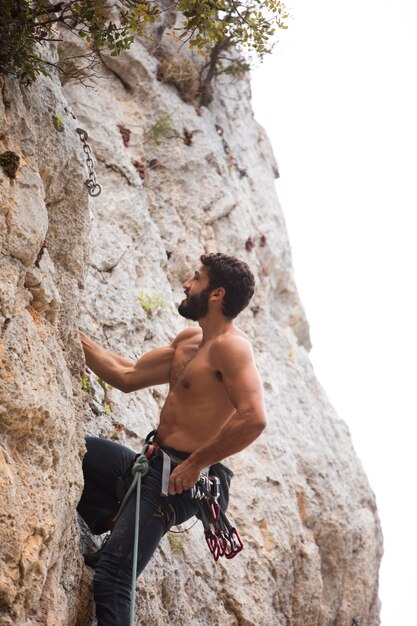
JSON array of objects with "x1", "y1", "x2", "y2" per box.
[{"x1": 200, "y1": 253, "x2": 255, "y2": 318}]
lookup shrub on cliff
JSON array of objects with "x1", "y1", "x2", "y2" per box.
[{"x1": 0, "y1": 0, "x2": 288, "y2": 84}]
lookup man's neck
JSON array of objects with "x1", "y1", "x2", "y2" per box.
[{"x1": 198, "y1": 314, "x2": 234, "y2": 344}]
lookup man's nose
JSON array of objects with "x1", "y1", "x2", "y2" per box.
[{"x1": 183, "y1": 277, "x2": 192, "y2": 289}]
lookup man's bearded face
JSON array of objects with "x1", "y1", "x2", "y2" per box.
[{"x1": 178, "y1": 286, "x2": 211, "y2": 321}]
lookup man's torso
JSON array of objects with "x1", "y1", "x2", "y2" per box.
[{"x1": 157, "y1": 326, "x2": 247, "y2": 451}]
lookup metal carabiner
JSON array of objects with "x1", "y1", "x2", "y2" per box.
[
  {"x1": 225, "y1": 527, "x2": 244, "y2": 559},
  {"x1": 215, "y1": 529, "x2": 228, "y2": 557}
]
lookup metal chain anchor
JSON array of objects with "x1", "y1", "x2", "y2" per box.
[{"x1": 76, "y1": 128, "x2": 102, "y2": 197}]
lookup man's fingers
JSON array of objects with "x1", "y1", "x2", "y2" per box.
[
  {"x1": 168, "y1": 477, "x2": 192, "y2": 495},
  {"x1": 168, "y1": 474, "x2": 182, "y2": 495},
  {"x1": 169, "y1": 463, "x2": 201, "y2": 494}
]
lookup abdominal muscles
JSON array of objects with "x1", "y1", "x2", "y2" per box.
[{"x1": 157, "y1": 378, "x2": 235, "y2": 452}]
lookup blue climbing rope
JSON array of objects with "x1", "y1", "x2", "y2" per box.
[{"x1": 112, "y1": 450, "x2": 149, "y2": 626}]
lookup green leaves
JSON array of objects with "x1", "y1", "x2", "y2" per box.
[
  {"x1": 52, "y1": 114, "x2": 65, "y2": 132},
  {"x1": 0, "y1": 0, "x2": 289, "y2": 84},
  {"x1": 174, "y1": 0, "x2": 289, "y2": 57},
  {"x1": 0, "y1": 0, "x2": 159, "y2": 81},
  {"x1": 138, "y1": 291, "x2": 167, "y2": 314},
  {"x1": 81, "y1": 375, "x2": 90, "y2": 393}
]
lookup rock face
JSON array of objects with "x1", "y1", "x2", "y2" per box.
[{"x1": 0, "y1": 19, "x2": 382, "y2": 626}]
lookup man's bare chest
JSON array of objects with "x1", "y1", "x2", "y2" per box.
[{"x1": 170, "y1": 344, "x2": 222, "y2": 391}]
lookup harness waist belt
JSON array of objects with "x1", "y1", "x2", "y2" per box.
[{"x1": 150, "y1": 431, "x2": 209, "y2": 496}]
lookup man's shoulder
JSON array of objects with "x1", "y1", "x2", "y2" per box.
[
  {"x1": 210, "y1": 329, "x2": 254, "y2": 361},
  {"x1": 171, "y1": 325, "x2": 202, "y2": 347},
  {"x1": 214, "y1": 327, "x2": 251, "y2": 346}
]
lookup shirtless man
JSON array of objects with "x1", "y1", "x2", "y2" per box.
[{"x1": 77, "y1": 252, "x2": 267, "y2": 625}]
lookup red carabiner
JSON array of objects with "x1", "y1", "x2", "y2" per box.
[
  {"x1": 209, "y1": 499, "x2": 220, "y2": 522},
  {"x1": 205, "y1": 529, "x2": 221, "y2": 561},
  {"x1": 143, "y1": 443, "x2": 156, "y2": 460}
]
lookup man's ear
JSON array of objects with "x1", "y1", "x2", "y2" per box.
[{"x1": 210, "y1": 287, "x2": 225, "y2": 301}]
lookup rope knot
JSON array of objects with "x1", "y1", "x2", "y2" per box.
[{"x1": 131, "y1": 454, "x2": 149, "y2": 478}]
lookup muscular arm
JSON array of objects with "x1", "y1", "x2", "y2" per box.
[
  {"x1": 79, "y1": 330, "x2": 174, "y2": 392},
  {"x1": 79, "y1": 331, "x2": 135, "y2": 390},
  {"x1": 79, "y1": 328, "x2": 196, "y2": 393},
  {"x1": 169, "y1": 336, "x2": 267, "y2": 493}
]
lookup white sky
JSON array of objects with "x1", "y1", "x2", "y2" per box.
[{"x1": 250, "y1": 1, "x2": 417, "y2": 624}]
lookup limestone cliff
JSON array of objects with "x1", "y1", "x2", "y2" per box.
[{"x1": 0, "y1": 18, "x2": 382, "y2": 626}]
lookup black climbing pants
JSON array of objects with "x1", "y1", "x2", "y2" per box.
[{"x1": 77, "y1": 436, "x2": 198, "y2": 626}]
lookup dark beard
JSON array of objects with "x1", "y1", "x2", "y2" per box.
[{"x1": 178, "y1": 287, "x2": 210, "y2": 321}]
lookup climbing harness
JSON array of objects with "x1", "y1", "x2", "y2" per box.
[
  {"x1": 96, "y1": 431, "x2": 243, "y2": 625},
  {"x1": 76, "y1": 128, "x2": 102, "y2": 197},
  {"x1": 142, "y1": 432, "x2": 243, "y2": 561}
]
